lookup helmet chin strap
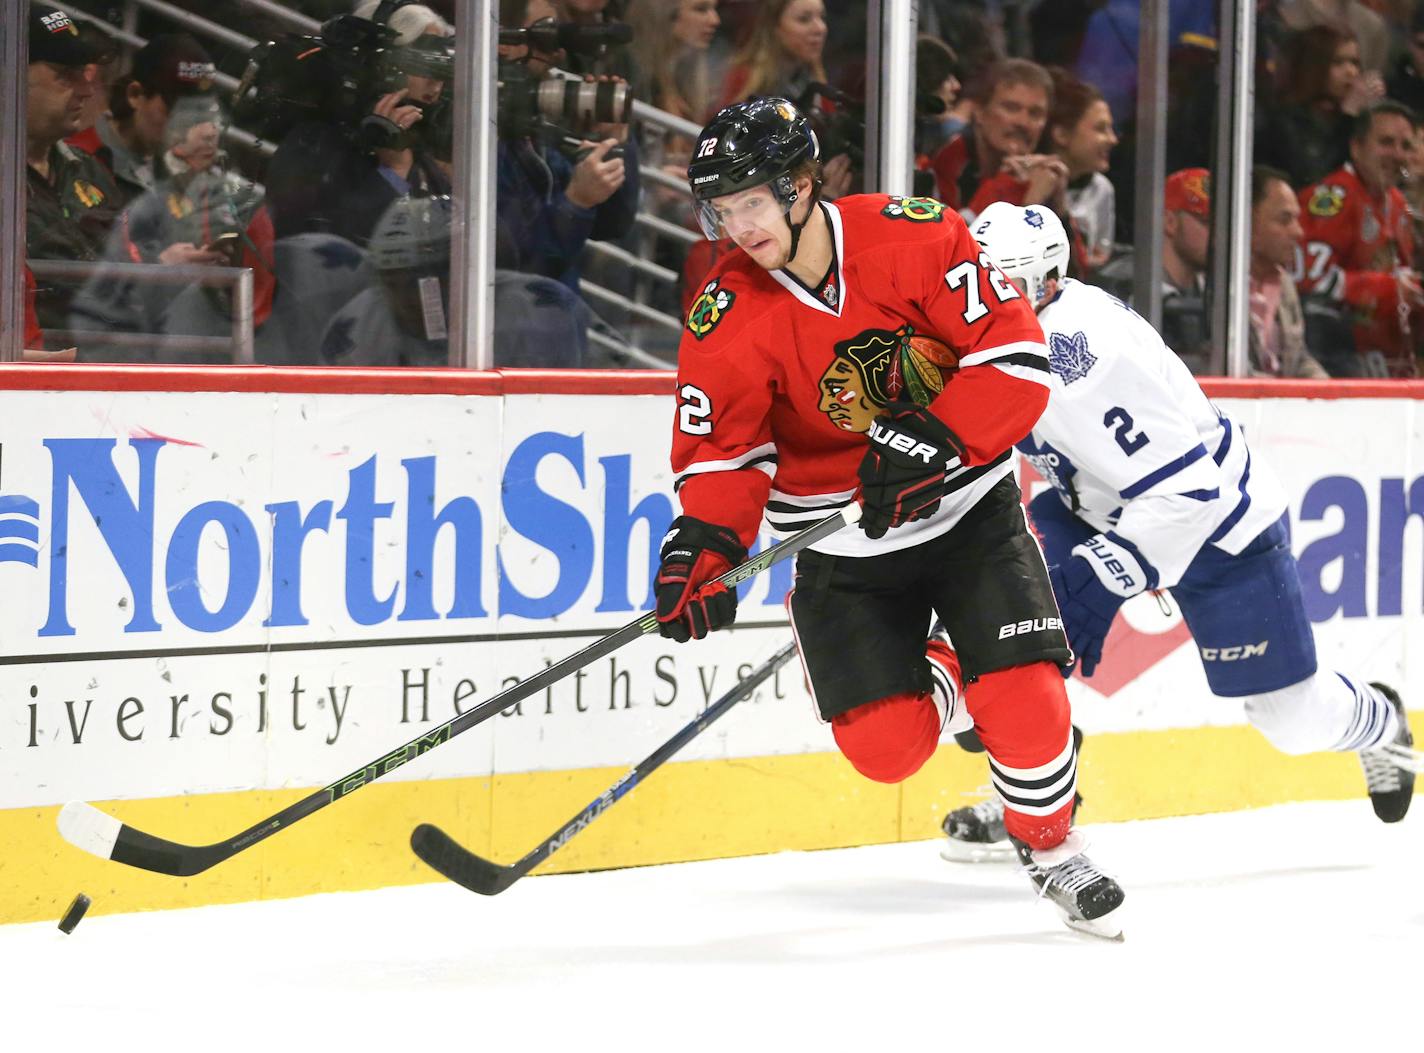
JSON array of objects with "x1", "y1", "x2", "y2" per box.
[{"x1": 783, "y1": 181, "x2": 823, "y2": 265}]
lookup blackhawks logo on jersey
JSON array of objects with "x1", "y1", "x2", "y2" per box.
[
  {"x1": 881, "y1": 196, "x2": 947, "y2": 222},
  {"x1": 1307, "y1": 184, "x2": 1345, "y2": 218},
  {"x1": 686, "y1": 279, "x2": 735, "y2": 339},
  {"x1": 71, "y1": 179, "x2": 107, "y2": 209},
  {"x1": 817, "y1": 325, "x2": 959, "y2": 432}
]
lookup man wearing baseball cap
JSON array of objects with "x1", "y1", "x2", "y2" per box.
[
  {"x1": 84, "y1": 33, "x2": 219, "y2": 206},
  {"x1": 26, "y1": 5, "x2": 121, "y2": 329},
  {"x1": 1094, "y1": 166, "x2": 1213, "y2": 369}
]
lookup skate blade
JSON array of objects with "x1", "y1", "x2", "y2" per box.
[
  {"x1": 939, "y1": 838, "x2": 1015, "y2": 864},
  {"x1": 1063, "y1": 911, "x2": 1125, "y2": 943}
]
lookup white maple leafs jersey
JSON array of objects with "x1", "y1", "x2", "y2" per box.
[{"x1": 1018, "y1": 279, "x2": 1287, "y2": 590}]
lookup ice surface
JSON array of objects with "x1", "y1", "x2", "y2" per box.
[{"x1": 5, "y1": 800, "x2": 1419, "y2": 1051}]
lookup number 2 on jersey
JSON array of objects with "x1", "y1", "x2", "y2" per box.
[
  {"x1": 1103, "y1": 406, "x2": 1149, "y2": 455},
  {"x1": 943, "y1": 253, "x2": 1020, "y2": 324},
  {"x1": 678, "y1": 384, "x2": 714, "y2": 434}
]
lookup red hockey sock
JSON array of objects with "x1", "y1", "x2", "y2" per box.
[
  {"x1": 831, "y1": 691, "x2": 940, "y2": 783},
  {"x1": 965, "y1": 661, "x2": 1075, "y2": 850}
]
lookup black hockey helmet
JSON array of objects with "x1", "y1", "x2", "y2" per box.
[{"x1": 687, "y1": 97, "x2": 822, "y2": 246}]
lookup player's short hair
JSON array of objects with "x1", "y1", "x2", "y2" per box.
[
  {"x1": 1250, "y1": 165, "x2": 1294, "y2": 208},
  {"x1": 1351, "y1": 100, "x2": 1420, "y2": 143}
]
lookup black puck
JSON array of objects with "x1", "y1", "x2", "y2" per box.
[{"x1": 58, "y1": 892, "x2": 91, "y2": 934}]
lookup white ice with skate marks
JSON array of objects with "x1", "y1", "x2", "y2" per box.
[{"x1": 4, "y1": 799, "x2": 1420, "y2": 1051}]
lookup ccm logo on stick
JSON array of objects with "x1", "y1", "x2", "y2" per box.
[
  {"x1": 1200, "y1": 641, "x2": 1269, "y2": 661},
  {"x1": 869, "y1": 422, "x2": 939, "y2": 463},
  {"x1": 998, "y1": 617, "x2": 1063, "y2": 639}
]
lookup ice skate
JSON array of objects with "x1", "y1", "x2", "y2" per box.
[
  {"x1": 940, "y1": 796, "x2": 1014, "y2": 862},
  {"x1": 1014, "y1": 830, "x2": 1125, "y2": 941},
  {"x1": 1359, "y1": 683, "x2": 1417, "y2": 823}
]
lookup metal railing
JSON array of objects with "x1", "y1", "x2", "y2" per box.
[{"x1": 29, "y1": 260, "x2": 255, "y2": 364}]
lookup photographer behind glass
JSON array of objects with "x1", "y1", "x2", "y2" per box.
[
  {"x1": 253, "y1": 1, "x2": 454, "y2": 248},
  {"x1": 495, "y1": 0, "x2": 639, "y2": 295}
]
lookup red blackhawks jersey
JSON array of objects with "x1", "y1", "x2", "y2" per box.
[
  {"x1": 1298, "y1": 162, "x2": 1418, "y2": 376},
  {"x1": 671, "y1": 193, "x2": 1053, "y2": 559}
]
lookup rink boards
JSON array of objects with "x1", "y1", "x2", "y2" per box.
[{"x1": 0, "y1": 368, "x2": 1420, "y2": 922}]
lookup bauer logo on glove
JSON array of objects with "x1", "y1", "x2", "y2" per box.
[{"x1": 856, "y1": 401, "x2": 966, "y2": 540}]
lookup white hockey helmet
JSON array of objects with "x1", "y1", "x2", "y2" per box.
[{"x1": 970, "y1": 202, "x2": 1070, "y2": 306}]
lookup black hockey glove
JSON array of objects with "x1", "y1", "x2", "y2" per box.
[
  {"x1": 655, "y1": 516, "x2": 748, "y2": 643},
  {"x1": 856, "y1": 401, "x2": 966, "y2": 540},
  {"x1": 1049, "y1": 534, "x2": 1150, "y2": 677}
]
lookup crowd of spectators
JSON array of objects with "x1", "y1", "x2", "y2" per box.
[{"x1": 17, "y1": 0, "x2": 1424, "y2": 378}]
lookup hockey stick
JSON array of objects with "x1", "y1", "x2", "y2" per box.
[
  {"x1": 57, "y1": 505, "x2": 858, "y2": 877},
  {"x1": 412, "y1": 640, "x2": 798, "y2": 894}
]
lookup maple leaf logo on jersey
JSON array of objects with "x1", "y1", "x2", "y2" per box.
[
  {"x1": 818, "y1": 325, "x2": 959, "y2": 431},
  {"x1": 881, "y1": 197, "x2": 946, "y2": 222},
  {"x1": 686, "y1": 280, "x2": 736, "y2": 340},
  {"x1": 1048, "y1": 330, "x2": 1096, "y2": 385}
]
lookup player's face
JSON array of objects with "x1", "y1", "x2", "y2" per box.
[
  {"x1": 978, "y1": 81, "x2": 1048, "y2": 158},
  {"x1": 817, "y1": 358, "x2": 877, "y2": 431},
  {"x1": 711, "y1": 182, "x2": 803, "y2": 268},
  {"x1": 1352, "y1": 113, "x2": 1415, "y2": 192},
  {"x1": 1056, "y1": 99, "x2": 1117, "y2": 177},
  {"x1": 1250, "y1": 178, "x2": 1304, "y2": 272}
]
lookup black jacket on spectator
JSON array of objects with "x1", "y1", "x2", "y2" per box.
[
  {"x1": 494, "y1": 136, "x2": 639, "y2": 293},
  {"x1": 267, "y1": 119, "x2": 451, "y2": 248},
  {"x1": 1254, "y1": 104, "x2": 1351, "y2": 190},
  {"x1": 25, "y1": 142, "x2": 122, "y2": 329}
]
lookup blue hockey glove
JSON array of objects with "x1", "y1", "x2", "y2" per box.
[{"x1": 1050, "y1": 534, "x2": 1152, "y2": 677}]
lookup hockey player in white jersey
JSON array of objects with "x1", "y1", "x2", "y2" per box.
[{"x1": 940, "y1": 201, "x2": 1419, "y2": 860}]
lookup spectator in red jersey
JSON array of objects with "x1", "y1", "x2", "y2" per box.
[
  {"x1": 1249, "y1": 166, "x2": 1330, "y2": 378},
  {"x1": 1297, "y1": 101, "x2": 1423, "y2": 377},
  {"x1": 1256, "y1": 25, "x2": 1383, "y2": 190},
  {"x1": 929, "y1": 58, "x2": 1066, "y2": 223}
]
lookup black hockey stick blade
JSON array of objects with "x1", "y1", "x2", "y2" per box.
[
  {"x1": 57, "y1": 508, "x2": 855, "y2": 877},
  {"x1": 412, "y1": 823, "x2": 521, "y2": 896},
  {"x1": 411, "y1": 640, "x2": 800, "y2": 894}
]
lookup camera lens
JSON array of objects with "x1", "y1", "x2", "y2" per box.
[{"x1": 536, "y1": 78, "x2": 630, "y2": 128}]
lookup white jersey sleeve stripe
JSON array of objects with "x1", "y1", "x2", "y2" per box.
[
  {"x1": 674, "y1": 442, "x2": 778, "y2": 491},
  {"x1": 958, "y1": 340, "x2": 1050, "y2": 370},
  {"x1": 988, "y1": 360, "x2": 1055, "y2": 389},
  {"x1": 1118, "y1": 442, "x2": 1210, "y2": 499}
]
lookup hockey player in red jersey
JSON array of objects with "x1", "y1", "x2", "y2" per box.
[
  {"x1": 1297, "y1": 101, "x2": 1423, "y2": 378},
  {"x1": 657, "y1": 97, "x2": 1125, "y2": 938}
]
